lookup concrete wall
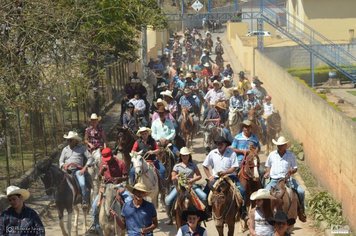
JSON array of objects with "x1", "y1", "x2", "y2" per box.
[{"x1": 254, "y1": 51, "x2": 356, "y2": 230}]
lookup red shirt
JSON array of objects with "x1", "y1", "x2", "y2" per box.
[{"x1": 100, "y1": 157, "x2": 127, "y2": 183}]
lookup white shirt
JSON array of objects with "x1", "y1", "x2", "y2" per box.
[
  {"x1": 265, "y1": 150, "x2": 297, "y2": 179},
  {"x1": 263, "y1": 102, "x2": 275, "y2": 117},
  {"x1": 204, "y1": 89, "x2": 226, "y2": 106},
  {"x1": 254, "y1": 208, "x2": 274, "y2": 236},
  {"x1": 129, "y1": 98, "x2": 146, "y2": 112},
  {"x1": 202, "y1": 147, "x2": 239, "y2": 177}
]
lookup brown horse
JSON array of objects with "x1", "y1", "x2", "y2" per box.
[
  {"x1": 270, "y1": 178, "x2": 298, "y2": 232},
  {"x1": 116, "y1": 127, "x2": 137, "y2": 170},
  {"x1": 210, "y1": 176, "x2": 243, "y2": 236},
  {"x1": 265, "y1": 111, "x2": 282, "y2": 153},
  {"x1": 247, "y1": 107, "x2": 265, "y2": 145},
  {"x1": 180, "y1": 108, "x2": 195, "y2": 148},
  {"x1": 238, "y1": 146, "x2": 262, "y2": 231}
]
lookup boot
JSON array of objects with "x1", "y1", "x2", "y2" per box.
[
  {"x1": 298, "y1": 206, "x2": 307, "y2": 222},
  {"x1": 240, "y1": 205, "x2": 248, "y2": 220}
]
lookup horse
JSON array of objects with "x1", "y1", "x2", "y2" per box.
[
  {"x1": 270, "y1": 178, "x2": 299, "y2": 232},
  {"x1": 98, "y1": 183, "x2": 123, "y2": 236},
  {"x1": 238, "y1": 145, "x2": 262, "y2": 232},
  {"x1": 228, "y1": 108, "x2": 243, "y2": 137},
  {"x1": 115, "y1": 127, "x2": 137, "y2": 170},
  {"x1": 38, "y1": 164, "x2": 89, "y2": 236},
  {"x1": 265, "y1": 111, "x2": 282, "y2": 153},
  {"x1": 87, "y1": 149, "x2": 101, "y2": 202},
  {"x1": 203, "y1": 37, "x2": 214, "y2": 53},
  {"x1": 130, "y1": 151, "x2": 160, "y2": 208},
  {"x1": 180, "y1": 107, "x2": 195, "y2": 148},
  {"x1": 210, "y1": 176, "x2": 243, "y2": 236},
  {"x1": 203, "y1": 124, "x2": 224, "y2": 153},
  {"x1": 247, "y1": 107, "x2": 265, "y2": 145},
  {"x1": 202, "y1": 18, "x2": 212, "y2": 32},
  {"x1": 215, "y1": 53, "x2": 224, "y2": 69}
]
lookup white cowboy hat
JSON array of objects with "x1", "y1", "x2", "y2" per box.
[
  {"x1": 63, "y1": 131, "x2": 82, "y2": 141},
  {"x1": 179, "y1": 147, "x2": 191, "y2": 156},
  {"x1": 185, "y1": 72, "x2": 192, "y2": 78},
  {"x1": 272, "y1": 136, "x2": 289, "y2": 146},
  {"x1": 212, "y1": 80, "x2": 221, "y2": 86},
  {"x1": 90, "y1": 113, "x2": 101, "y2": 121},
  {"x1": 127, "y1": 182, "x2": 151, "y2": 193},
  {"x1": 183, "y1": 88, "x2": 192, "y2": 94},
  {"x1": 241, "y1": 120, "x2": 252, "y2": 127},
  {"x1": 250, "y1": 188, "x2": 276, "y2": 200},
  {"x1": 203, "y1": 62, "x2": 210, "y2": 67},
  {"x1": 136, "y1": 127, "x2": 152, "y2": 137},
  {"x1": 160, "y1": 90, "x2": 173, "y2": 99},
  {"x1": 233, "y1": 87, "x2": 239, "y2": 91},
  {"x1": 154, "y1": 98, "x2": 168, "y2": 109},
  {"x1": 6, "y1": 186, "x2": 30, "y2": 201},
  {"x1": 222, "y1": 77, "x2": 231, "y2": 83}
]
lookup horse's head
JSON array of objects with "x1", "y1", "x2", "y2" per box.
[
  {"x1": 267, "y1": 111, "x2": 282, "y2": 132},
  {"x1": 130, "y1": 151, "x2": 145, "y2": 178},
  {"x1": 211, "y1": 178, "x2": 229, "y2": 210},
  {"x1": 241, "y1": 145, "x2": 260, "y2": 181},
  {"x1": 38, "y1": 165, "x2": 62, "y2": 196},
  {"x1": 117, "y1": 127, "x2": 136, "y2": 152}
]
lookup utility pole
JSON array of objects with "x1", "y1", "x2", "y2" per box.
[
  {"x1": 181, "y1": 0, "x2": 185, "y2": 31},
  {"x1": 141, "y1": 25, "x2": 148, "y2": 82}
]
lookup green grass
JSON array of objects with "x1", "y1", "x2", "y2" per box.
[
  {"x1": 347, "y1": 91, "x2": 356, "y2": 96},
  {"x1": 352, "y1": 117, "x2": 356, "y2": 122}
]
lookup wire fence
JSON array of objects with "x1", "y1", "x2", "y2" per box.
[{"x1": 0, "y1": 60, "x2": 131, "y2": 188}]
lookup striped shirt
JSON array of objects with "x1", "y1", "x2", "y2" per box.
[
  {"x1": 231, "y1": 132, "x2": 260, "y2": 163},
  {"x1": 265, "y1": 150, "x2": 297, "y2": 179},
  {"x1": 229, "y1": 95, "x2": 244, "y2": 110}
]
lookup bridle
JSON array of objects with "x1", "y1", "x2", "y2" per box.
[{"x1": 212, "y1": 182, "x2": 235, "y2": 221}]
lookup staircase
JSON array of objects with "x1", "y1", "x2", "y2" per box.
[{"x1": 260, "y1": 0, "x2": 356, "y2": 83}]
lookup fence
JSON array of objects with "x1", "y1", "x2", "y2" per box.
[{"x1": 0, "y1": 60, "x2": 131, "y2": 189}]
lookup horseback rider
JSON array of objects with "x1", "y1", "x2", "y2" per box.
[
  {"x1": 178, "y1": 88, "x2": 199, "y2": 129},
  {"x1": 203, "y1": 80, "x2": 226, "y2": 120},
  {"x1": 84, "y1": 113, "x2": 107, "y2": 161},
  {"x1": 59, "y1": 131, "x2": 94, "y2": 208},
  {"x1": 129, "y1": 93, "x2": 148, "y2": 127},
  {"x1": 151, "y1": 108, "x2": 176, "y2": 146},
  {"x1": 264, "y1": 137, "x2": 307, "y2": 222},
  {"x1": 122, "y1": 102, "x2": 138, "y2": 133},
  {"x1": 202, "y1": 136, "x2": 246, "y2": 215},
  {"x1": 221, "y1": 77, "x2": 234, "y2": 100},
  {"x1": 222, "y1": 64, "x2": 234, "y2": 78},
  {"x1": 200, "y1": 48, "x2": 214, "y2": 67},
  {"x1": 243, "y1": 90, "x2": 263, "y2": 119},
  {"x1": 165, "y1": 147, "x2": 207, "y2": 225},
  {"x1": 161, "y1": 90, "x2": 178, "y2": 119},
  {"x1": 90, "y1": 148, "x2": 131, "y2": 233},
  {"x1": 237, "y1": 71, "x2": 251, "y2": 98},
  {"x1": 251, "y1": 77, "x2": 268, "y2": 103},
  {"x1": 152, "y1": 98, "x2": 178, "y2": 131},
  {"x1": 229, "y1": 87, "x2": 244, "y2": 111}
]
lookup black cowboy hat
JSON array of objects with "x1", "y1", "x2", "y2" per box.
[
  {"x1": 214, "y1": 136, "x2": 231, "y2": 146},
  {"x1": 267, "y1": 211, "x2": 296, "y2": 226},
  {"x1": 181, "y1": 206, "x2": 208, "y2": 222}
]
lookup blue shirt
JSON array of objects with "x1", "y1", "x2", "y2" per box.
[
  {"x1": 231, "y1": 132, "x2": 260, "y2": 163},
  {"x1": 121, "y1": 200, "x2": 157, "y2": 236},
  {"x1": 0, "y1": 205, "x2": 45, "y2": 236},
  {"x1": 229, "y1": 95, "x2": 244, "y2": 110},
  {"x1": 179, "y1": 95, "x2": 195, "y2": 110}
]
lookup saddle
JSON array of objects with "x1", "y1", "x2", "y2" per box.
[{"x1": 64, "y1": 172, "x2": 82, "y2": 205}]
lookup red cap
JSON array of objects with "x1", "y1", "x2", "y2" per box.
[{"x1": 101, "y1": 148, "x2": 112, "y2": 162}]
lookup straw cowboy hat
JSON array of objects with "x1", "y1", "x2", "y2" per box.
[
  {"x1": 136, "y1": 127, "x2": 152, "y2": 137},
  {"x1": 241, "y1": 120, "x2": 252, "y2": 127},
  {"x1": 212, "y1": 80, "x2": 221, "y2": 86},
  {"x1": 6, "y1": 186, "x2": 30, "y2": 201},
  {"x1": 215, "y1": 101, "x2": 227, "y2": 110},
  {"x1": 179, "y1": 147, "x2": 191, "y2": 156},
  {"x1": 63, "y1": 131, "x2": 82, "y2": 141},
  {"x1": 233, "y1": 87, "x2": 239, "y2": 91},
  {"x1": 127, "y1": 182, "x2": 151, "y2": 193},
  {"x1": 185, "y1": 72, "x2": 192, "y2": 78},
  {"x1": 154, "y1": 98, "x2": 168, "y2": 109},
  {"x1": 250, "y1": 189, "x2": 276, "y2": 200},
  {"x1": 183, "y1": 88, "x2": 192, "y2": 94},
  {"x1": 160, "y1": 90, "x2": 173, "y2": 99},
  {"x1": 203, "y1": 62, "x2": 210, "y2": 67},
  {"x1": 272, "y1": 136, "x2": 289, "y2": 146},
  {"x1": 90, "y1": 113, "x2": 101, "y2": 121},
  {"x1": 222, "y1": 77, "x2": 231, "y2": 83},
  {"x1": 268, "y1": 210, "x2": 296, "y2": 226},
  {"x1": 101, "y1": 147, "x2": 113, "y2": 162}
]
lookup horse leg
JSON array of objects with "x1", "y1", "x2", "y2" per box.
[
  {"x1": 58, "y1": 209, "x2": 69, "y2": 236},
  {"x1": 67, "y1": 211, "x2": 73, "y2": 236},
  {"x1": 227, "y1": 222, "x2": 235, "y2": 236},
  {"x1": 216, "y1": 226, "x2": 224, "y2": 236},
  {"x1": 82, "y1": 205, "x2": 88, "y2": 234},
  {"x1": 73, "y1": 205, "x2": 79, "y2": 236}
]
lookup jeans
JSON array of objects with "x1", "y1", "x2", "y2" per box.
[
  {"x1": 165, "y1": 185, "x2": 207, "y2": 207},
  {"x1": 74, "y1": 170, "x2": 89, "y2": 204},
  {"x1": 129, "y1": 160, "x2": 166, "y2": 184},
  {"x1": 265, "y1": 177, "x2": 305, "y2": 207}
]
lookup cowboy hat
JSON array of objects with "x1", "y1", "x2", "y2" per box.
[
  {"x1": 6, "y1": 186, "x2": 30, "y2": 201},
  {"x1": 214, "y1": 136, "x2": 231, "y2": 146},
  {"x1": 181, "y1": 206, "x2": 207, "y2": 222},
  {"x1": 253, "y1": 77, "x2": 263, "y2": 85},
  {"x1": 212, "y1": 80, "x2": 221, "y2": 86},
  {"x1": 136, "y1": 127, "x2": 152, "y2": 137},
  {"x1": 272, "y1": 136, "x2": 289, "y2": 146},
  {"x1": 203, "y1": 62, "x2": 210, "y2": 67},
  {"x1": 154, "y1": 98, "x2": 168, "y2": 109},
  {"x1": 90, "y1": 113, "x2": 101, "y2": 121},
  {"x1": 185, "y1": 72, "x2": 192, "y2": 78},
  {"x1": 246, "y1": 90, "x2": 254, "y2": 95},
  {"x1": 101, "y1": 147, "x2": 113, "y2": 162},
  {"x1": 267, "y1": 210, "x2": 296, "y2": 226},
  {"x1": 215, "y1": 101, "x2": 227, "y2": 110},
  {"x1": 179, "y1": 147, "x2": 191, "y2": 156},
  {"x1": 127, "y1": 182, "x2": 151, "y2": 194},
  {"x1": 63, "y1": 131, "x2": 82, "y2": 141},
  {"x1": 222, "y1": 77, "x2": 231, "y2": 83},
  {"x1": 241, "y1": 120, "x2": 252, "y2": 127},
  {"x1": 160, "y1": 90, "x2": 173, "y2": 98},
  {"x1": 183, "y1": 88, "x2": 192, "y2": 94},
  {"x1": 250, "y1": 189, "x2": 276, "y2": 200},
  {"x1": 233, "y1": 87, "x2": 239, "y2": 91}
]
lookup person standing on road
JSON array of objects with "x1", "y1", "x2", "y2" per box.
[
  {"x1": 264, "y1": 136, "x2": 307, "y2": 222},
  {"x1": 59, "y1": 131, "x2": 94, "y2": 207},
  {"x1": 0, "y1": 186, "x2": 45, "y2": 236}
]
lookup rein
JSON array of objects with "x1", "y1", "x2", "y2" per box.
[{"x1": 212, "y1": 185, "x2": 235, "y2": 221}]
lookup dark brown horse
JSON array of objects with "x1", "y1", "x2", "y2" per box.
[
  {"x1": 115, "y1": 127, "x2": 137, "y2": 170},
  {"x1": 210, "y1": 176, "x2": 243, "y2": 236},
  {"x1": 238, "y1": 146, "x2": 262, "y2": 231},
  {"x1": 180, "y1": 108, "x2": 195, "y2": 148},
  {"x1": 247, "y1": 107, "x2": 265, "y2": 144},
  {"x1": 265, "y1": 112, "x2": 282, "y2": 153}
]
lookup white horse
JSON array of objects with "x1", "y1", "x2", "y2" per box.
[
  {"x1": 228, "y1": 107, "x2": 244, "y2": 136},
  {"x1": 130, "y1": 151, "x2": 159, "y2": 208},
  {"x1": 88, "y1": 149, "x2": 101, "y2": 201}
]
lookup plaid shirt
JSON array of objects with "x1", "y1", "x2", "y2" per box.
[
  {"x1": 0, "y1": 205, "x2": 45, "y2": 236},
  {"x1": 85, "y1": 126, "x2": 105, "y2": 151}
]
